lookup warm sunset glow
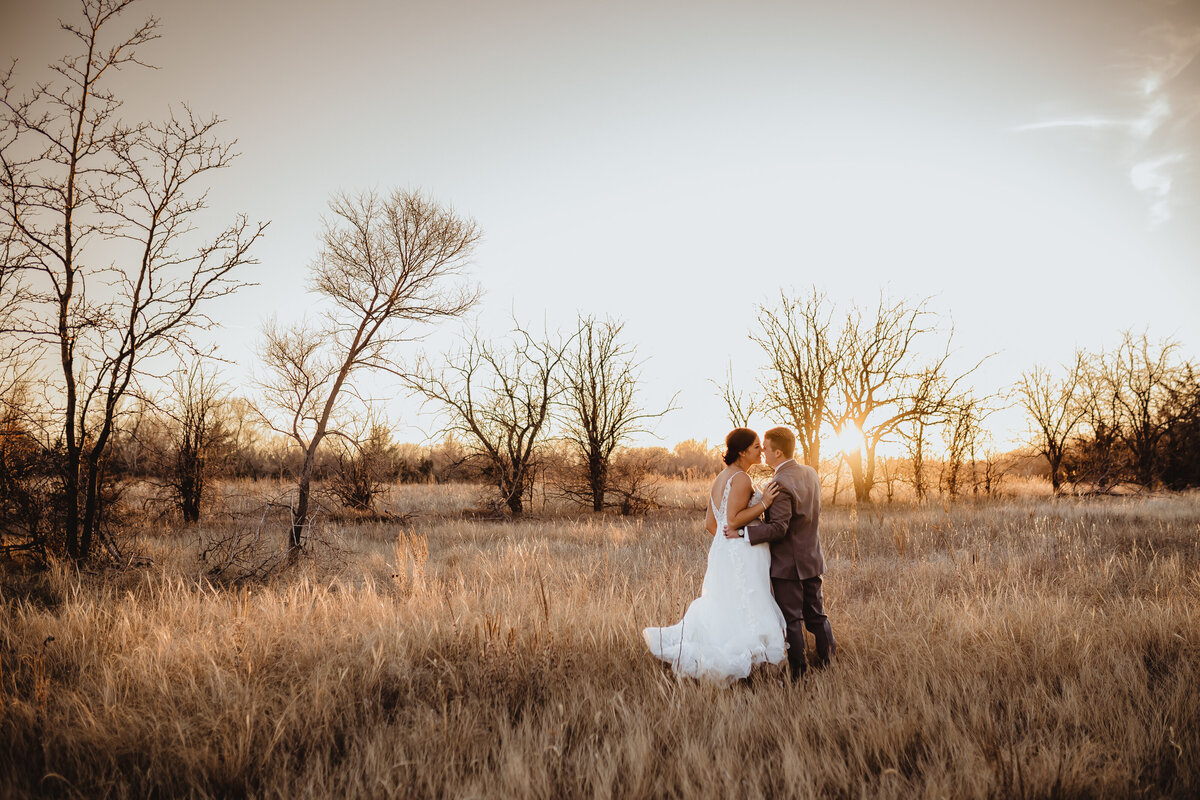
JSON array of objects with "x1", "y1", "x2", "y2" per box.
[
  {"x1": 835, "y1": 424, "x2": 867, "y2": 456},
  {"x1": 1, "y1": 0, "x2": 1196, "y2": 452}
]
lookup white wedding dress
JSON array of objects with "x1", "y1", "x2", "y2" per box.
[{"x1": 643, "y1": 473, "x2": 786, "y2": 683}]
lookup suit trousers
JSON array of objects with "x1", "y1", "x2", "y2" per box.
[{"x1": 771, "y1": 575, "x2": 836, "y2": 676}]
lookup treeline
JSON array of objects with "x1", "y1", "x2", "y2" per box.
[
  {"x1": 727, "y1": 289, "x2": 1000, "y2": 504},
  {"x1": 2, "y1": 1, "x2": 1198, "y2": 565},
  {"x1": 732, "y1": 290, "x2": 1200, "y2": 503},
  {"x1": 92, "y1": 408, "x2": 723, "y2": 503},
  {"x1": 1018, "y1": 333, "x2": 1200, "y2": 493}
]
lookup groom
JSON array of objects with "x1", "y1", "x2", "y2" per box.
[{"x1": 729, "y1": 427, "x2": 836, "y2": 679}]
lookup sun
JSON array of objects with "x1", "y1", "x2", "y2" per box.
[{"x1": 834, "y1": 423, "x2": 866, "y2": 455}]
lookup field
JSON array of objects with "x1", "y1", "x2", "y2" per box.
[{"x1": 2, "y1": 480, "x2": 1199, "y2": 798}]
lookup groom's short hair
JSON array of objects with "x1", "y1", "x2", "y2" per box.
[{"x1": 763, "y1": 427, "x2": 795, "y2": 458}]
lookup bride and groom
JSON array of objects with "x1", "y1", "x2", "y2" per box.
[{"x1": 643, "y1": 426, "x2": 836, "y2": 683}]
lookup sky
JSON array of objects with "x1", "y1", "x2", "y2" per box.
[{"x1": 2, "y1": 0, "x2": 1199, "y2": 451}]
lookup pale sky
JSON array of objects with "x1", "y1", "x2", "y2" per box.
[{"x1": 3, "y1": 0, "x2": 1199, "y2": 451}]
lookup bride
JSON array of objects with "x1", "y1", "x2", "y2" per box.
[{"x1": 643, "y1": 428, "x2": 787, "y2": 682}]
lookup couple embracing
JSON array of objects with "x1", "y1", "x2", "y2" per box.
[{"x1": 643, "y1": 427, "x2": 836, "y2": 683}]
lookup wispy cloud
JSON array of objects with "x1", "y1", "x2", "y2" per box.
[
  {"x1": 1130, "y1": 154, "x2": 1185, "y2": 226},
  {"x1": 1013, "y1": 118, "x2": 1128, "y2": 132},
  {"x1": 1017, "y1": 18, "x2": 1200, "y2": 227}
]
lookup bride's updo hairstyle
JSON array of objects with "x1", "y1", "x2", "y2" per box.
[{"x1": 723, "y1": 428, "x2": 758, "y2": 466}]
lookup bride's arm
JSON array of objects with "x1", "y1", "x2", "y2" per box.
[{"x1": 725, "y1": 473, "x2": 776, "y2": 530}]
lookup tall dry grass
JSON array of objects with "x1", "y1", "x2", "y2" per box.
[{"x1": 1, "y1": 483, "x2": 1198, "y2": 798}]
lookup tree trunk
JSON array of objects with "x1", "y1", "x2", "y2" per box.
[
  {"x1": 64, "y1": 443, "x2": 82, "y2": 560},
  {"x1": 182, "y1": 471, "x2": 201, "y2": 522},
  {"x1": 502, "y1": 462, "x2": 526, "y2": 515},
  {"x1": 846, "y1": 449, "x2": 871, "y2": 503},
  {"x1": 1135, "y1": 444, "x2": 1155, "y2": 487},
  {"x1": 831, "y1": 456, "x2": 842, "y2": 505},
  {"x1": 292, "y1": 449, "x2": 317, "y2": 547},
  {"x1": 1048, "y1": 454, "x2": 1063, "y2": 494},
  {"x1": 911, "y1": 426, "x2": 926, "y2": 502},
  {"x1": 63, "y1": 343, "x2": 81, "y2": 559},
  {"x1": 863, "y1": 444, "x2": 877, "y2": 499},
  {"x1": 81, "y1": 454, "x2": 101, "y2": 560},
  {"x1": 589, "y1": 456, "x2": 606, "y2": 512},
  {"x1": 804, "y1": 436, "x2": 820, "y2": 470}
]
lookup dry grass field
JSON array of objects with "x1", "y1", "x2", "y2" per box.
[{"x1": 2, "y1": 479, "x2": 1199, "y2": 798}]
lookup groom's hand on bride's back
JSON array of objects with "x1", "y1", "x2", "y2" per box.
[{"x1": 745, "y1": 481, "x2": 794, "y2": 545}]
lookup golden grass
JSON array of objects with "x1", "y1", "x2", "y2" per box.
[{"x1": 2, "y1": 483, "x2": 1199, "y2": 798}]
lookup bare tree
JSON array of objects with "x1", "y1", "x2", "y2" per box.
[
  {"x1": 977, "y1": 447, "x2": 1008, "y2": 497},
  {"x1": 164, "y1": 360, "x2": 228, "y2": 522},
  {"x1": 605, "y1": 447, "x2": 665, "y2": 515},
  {"x1": 556, "y1": 314, "x2": 675, "y2": 511},
  {"x1": 1160, "y1": 364, "x2": 1200, "y2": 489},
  {"x1": 898, "y1": 366, "x2": 953, "y2": 502},
  {"x1": 752, "y1": 288, "x2": 841, "y2": 469},
  {"x1": 877, "y1": 455, "x2": 903, "y2": 503},
  {"x1": 941, "y1": 393, "x2": 987, "y2": 499},
  {"x1": 831, "y1": 296, "x2": 976, "y2": 503},
  {"x1": 329, "y1": 411, "x2": 397, "y2": 512},
  {"x1": 0, "y1": 0, "x2": 266, "y2": 560},
  {"x1": 403, "y1": 324, "x2": 571, "y2": 515},
  {"x1": 714, "y1": 362, "x2": 760, "y2": 429},
  {"x1": 0, "y1": 380, "x2": 55, "y2": 558},
  {"x1": 1076, "y1": 348, "x2": 1125, "y2": 489},
  {"x1": 256, "y1": 189, "x2": 479, "y2": 546},
  {"x1": 1, "y1": 223, "x2": 37, "y2": 404},
  {"x1": 1106, "y1": 331, "x2": 1180, "y2": 487},
  {"x1": 752, "y1": 290, "x2": 979, "y2": 503},
  {"x1": 1016, "y1": 353, "x2": 1088, "y2": 494}
]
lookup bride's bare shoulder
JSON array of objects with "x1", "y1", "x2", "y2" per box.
[
  {"x1": 728, "y1": 471, "x2": 751, "y2": 489},
  {"x1": 709, "y1": 467, "x2": 743, "y2": 490}
]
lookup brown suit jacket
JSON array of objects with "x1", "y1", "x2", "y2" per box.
[{"x1": 745, "y1": 460, "x2": 824, "y2": 580}]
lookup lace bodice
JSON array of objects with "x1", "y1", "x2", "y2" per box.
[{"x1": 711, "y1": 472, "x2": 762, "y2": 535}]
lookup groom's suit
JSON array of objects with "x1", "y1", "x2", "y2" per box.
[{"x1": 745, "y1": 459, "x2": 836, "y2": 677}]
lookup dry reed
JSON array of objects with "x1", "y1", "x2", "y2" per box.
[{"x1": 1, "y1": 484, "x2": 1198, "y2": 798}]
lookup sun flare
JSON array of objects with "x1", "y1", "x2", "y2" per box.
[{"x1": 835, "y1": 423, "x2": 866, "y2": 455}]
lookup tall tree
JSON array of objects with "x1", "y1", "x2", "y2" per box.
[
  {"x1": 0, "y1": 0, "x2": 265, "y2": 560},
  {"x1": 1076, "y1": 348, "x2": 1126, "y2": 488},
  {"x1": 556, "y1": 314, "x2": 675, "y2": 511},
  {"x1": 831, "y1": 295, "x2": 974, "y2": 503},
  {"x1": 1106, "y1": 331, "x2": 1180, "y2": 487},
  {"x1": 941, "y1": 393, "x2": 986, "y2": 499},
  {"x1": 256, "y1": 189, "x2": 479, "y2": 546},
  {"x1": 1017, "y1": 353, "x2": 1088, "y2": 494},
  {"x1": 404, "y1": 324, "x2": 571, "y2": 515},
  {"x1": 714, "y1": 362, "x2": 760, "y2": 430},
  {"x1": 164, "y1": 360, "x2": 229, "y2": 523},
  {"x1": 752, "y1": 289, "x2": 841, "y2": 469},
  {"x1": 1160, "y1": 364, "x2": 1200, "y2": 489},
  {"x1": 899, "y1": 367, "x2": 952, "y2": 502}
]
